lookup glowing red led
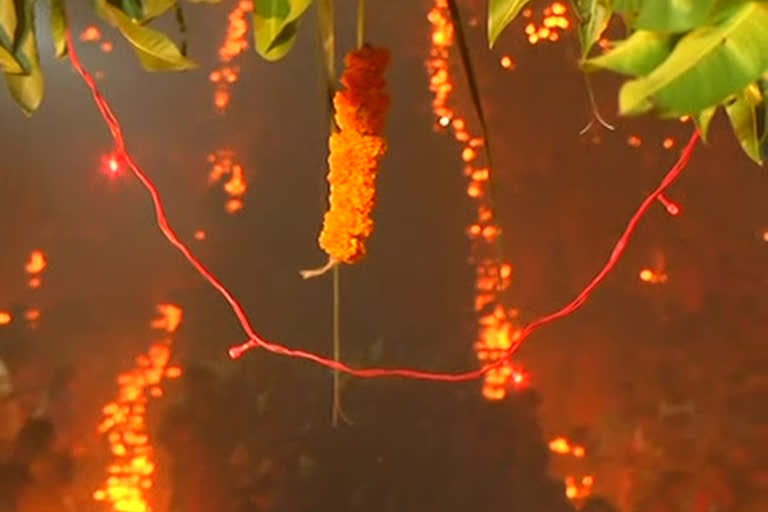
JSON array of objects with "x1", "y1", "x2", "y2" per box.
[{"x1": 657, "y1": 193, "x2": 679, "y2": 216}]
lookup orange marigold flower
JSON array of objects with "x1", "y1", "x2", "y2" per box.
[{"x1": 317, "y1": 46, "x2": 390, "y2": 265}]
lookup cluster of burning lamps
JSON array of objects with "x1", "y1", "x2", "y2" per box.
[
  {"x1": 548, "y1": 436, "x2": 595, "y2": 501},
  {"x1": 93, "y1": 304, "x2": 183, "y2": 512}
]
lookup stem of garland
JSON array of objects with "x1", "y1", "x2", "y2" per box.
[
  {"x1": 316, "y1": 0, "x2": 351, "y2": 426},
  {"x1": 357, "y1": 0, "x2": 366, "y2": 49},
  {"x1": 318, "y1": 0, "x2": 337, "y2": 131}
]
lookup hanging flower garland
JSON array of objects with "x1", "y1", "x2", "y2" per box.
[{"x1": 302, "y1": 45, "x2": 391, "y2": 278}]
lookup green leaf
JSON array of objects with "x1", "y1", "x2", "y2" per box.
[
  {"x1": 142, "y1": 0, "x2": 177, "y2": 20},
  {"x1": 693, "y1": 105, "x2": 717, "y2": 141},
  {"x1": 725, "y1": 82, "x2": 767, "y2": 165},
  {"x1": 575, "y1": 0, "x2": 613, "y2": 57},
  {"x1": 95, "y1": 0, "x2": 196, "y2": 71},
  {"x1": 633, "y1": 0, "x2": 717, "y2": 33},
  {"x1": 0, "y1": 45, "x2": 21, "y2": 73},
  {"x1": 253, "y1": 0, "x2": 313, "y2": 61},
  {"x1": 119, "y1": 0, "x2": 144, "y2": 19},
  {"x1": 49, "y1": 0, "x2": 68, "y2": 58},
  {"x1": 612, "y1": 0, "x2": 641, "y2": 25},
  {"x1": 582, "y1": 30, "x2": 673, "y2": 76},
  {"x1": 0, "y1": 0, "x2": 17, "y2": 49},
  {"x1": 618, "y1": 1, "x2": 768, "y2": 116},
  {"x1": 488, "y1": 0, "x2": 532, "y2": 48},
  {"x1": 5, "y1": 0, "x2": 43, "y2": 115}
]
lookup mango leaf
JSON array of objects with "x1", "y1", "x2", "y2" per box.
[
  {"x1": 0, "y1": 0, "x2": 20, "y2": 73},
  {"x1": 633, "y1": 0, "x2": 717, "y2": 33},
  {"x1": 725, "y1": 82, "x2": 767, "y2": 165},
  {"x1": 612, "y1": 0, "x2": 641, "y2": 25},
  {"x1": 582, "y1": 30, "x2": 673, "y2": 76},
  {"x1": 488, "y1": 0, "x2": 532, "y2": 48},
  {"x1": 117, "y1": 0, "x2": 144, "y2": 19},
  {"x1": 0, "y1": 46, "x2": 20, "y2": 73},
  {"x1": 5, "y1": 0, "x2": 43, "y2": 115},
  {"x1": 0, "y1": 0, "x2": 17, "y2": 48},
  {"x1": 142, "y1": 0, "x2": 177, "y2": 20},
  {"x1": 253, "y1": 0, "x2": 313, "y2": 61},
  {"x1": 618, "y1": 1, "x2": 768, "y2": 116},
  {"x1": 575, "y1": 0, "x2": 613, "y2": 57},
  {"x1": 95, "y1": 0, "x2": 196, "y2": 71},
  {"x1": 49, "y1": 0, "x2": 68, "y2": 58},
  {"x1": 693, "y1": 105, "x2": 717, "y2": 141}
]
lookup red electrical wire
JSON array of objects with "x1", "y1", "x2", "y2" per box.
[{"x1": 64, "y1": 28, "x2": 699, "y2": 382}]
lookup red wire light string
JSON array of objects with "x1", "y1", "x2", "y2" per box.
[{"x1": 63, "y1": 28, "x2": 699, "y2": 382}]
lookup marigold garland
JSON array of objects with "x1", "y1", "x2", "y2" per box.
[{"x1": 303, "y1": 45, "x2": 390, "y2": 278}]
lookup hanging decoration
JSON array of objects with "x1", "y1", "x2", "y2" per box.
[{"x1": 302, "y1": 45, "x2": 391, "y2": 278}]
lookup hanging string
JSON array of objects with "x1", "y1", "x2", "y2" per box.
[
  {"x1": 357, "y1": 0, "x2": 366, "y2": 49},
  {"x1": 63, "y1": 24, "x2": 699, "y2": 382}
]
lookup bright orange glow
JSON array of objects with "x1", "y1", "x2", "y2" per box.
[
  {"x1": 25, "y1": 250, "x2": 46, "y2": 274},
  {"x1": 762, "y1": 230, "x2": 768, "y2": 242},
  {"x1": 549, "y1": 437, "x2": 572, "y2": 454},
  {"x1": 165, "y1": 367, "x2": 182, "y2": 379},
  {"x1": 0, "y1": 312, "x2": 11, "y2": 325},
  {"x1": 210, "y1": 0, "x2": 254, "y2": 112},
  {"x1": 193, "y1": 230, "x2": 207, "y2": 241},
  {"x1": 550, "y1": 437, "x2": 594, "y2": 503},
  {"x1": 150, "y1": 304, "x2": 183, "y2": 333},
  {"x1": 500, "y1": 55, "x2": 515, "y2": 69},
  {"x1": 627, "y1": 135, "x2": 642, "y2": 147},
  {"x1": 429, "y1": 0, "x2": 520, "y2": 400},
  {"x1": 101, "y1": 41, "x2": 113, "y2": 53},
  {"x1": 28, "y1": 277, "x2": 41, "y2": 289},
  {"x1": 80, "y1": 26, "x2": 101, "y2": 42},
  {"x1": 24, "y1": 308, "x2": 40, "y2": 322},
  {"x1": 94, "y1": 305, "x2": 183, "y2": 512},
  {"x1": 207, "y1": 150, "x2": 248, "y2": 213},
  {"x1": 226, "y1": 199, "x2": 243, "y2": 213},
  {"x1": 639, "y1": 268, "x2": 668, "y2": 284},
  {"x1": 663, "y1": 136, "x2": 675, "y2": 149},
  {"x1": 525, "y1": 2, "x2": 570, "y2": 45}
]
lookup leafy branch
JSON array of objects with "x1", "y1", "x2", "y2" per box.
[
  {"x1": 1, "y1": 0, "x2": 316, "y2": 115},
  {"x1": 489, "y1": 0, "x2": 768, "y2": 164}
]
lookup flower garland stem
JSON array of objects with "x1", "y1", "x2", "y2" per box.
[
  {"x1": 331, "y1": 264, "x2": 342, "y2": 426},
  {"x1": 357, "y1": 0, "x2": 366, "y2": 49}
]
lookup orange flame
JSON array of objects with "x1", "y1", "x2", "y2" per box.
[{"x1": 25, "y1": 250, "x2": 46, "y2": 274}]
